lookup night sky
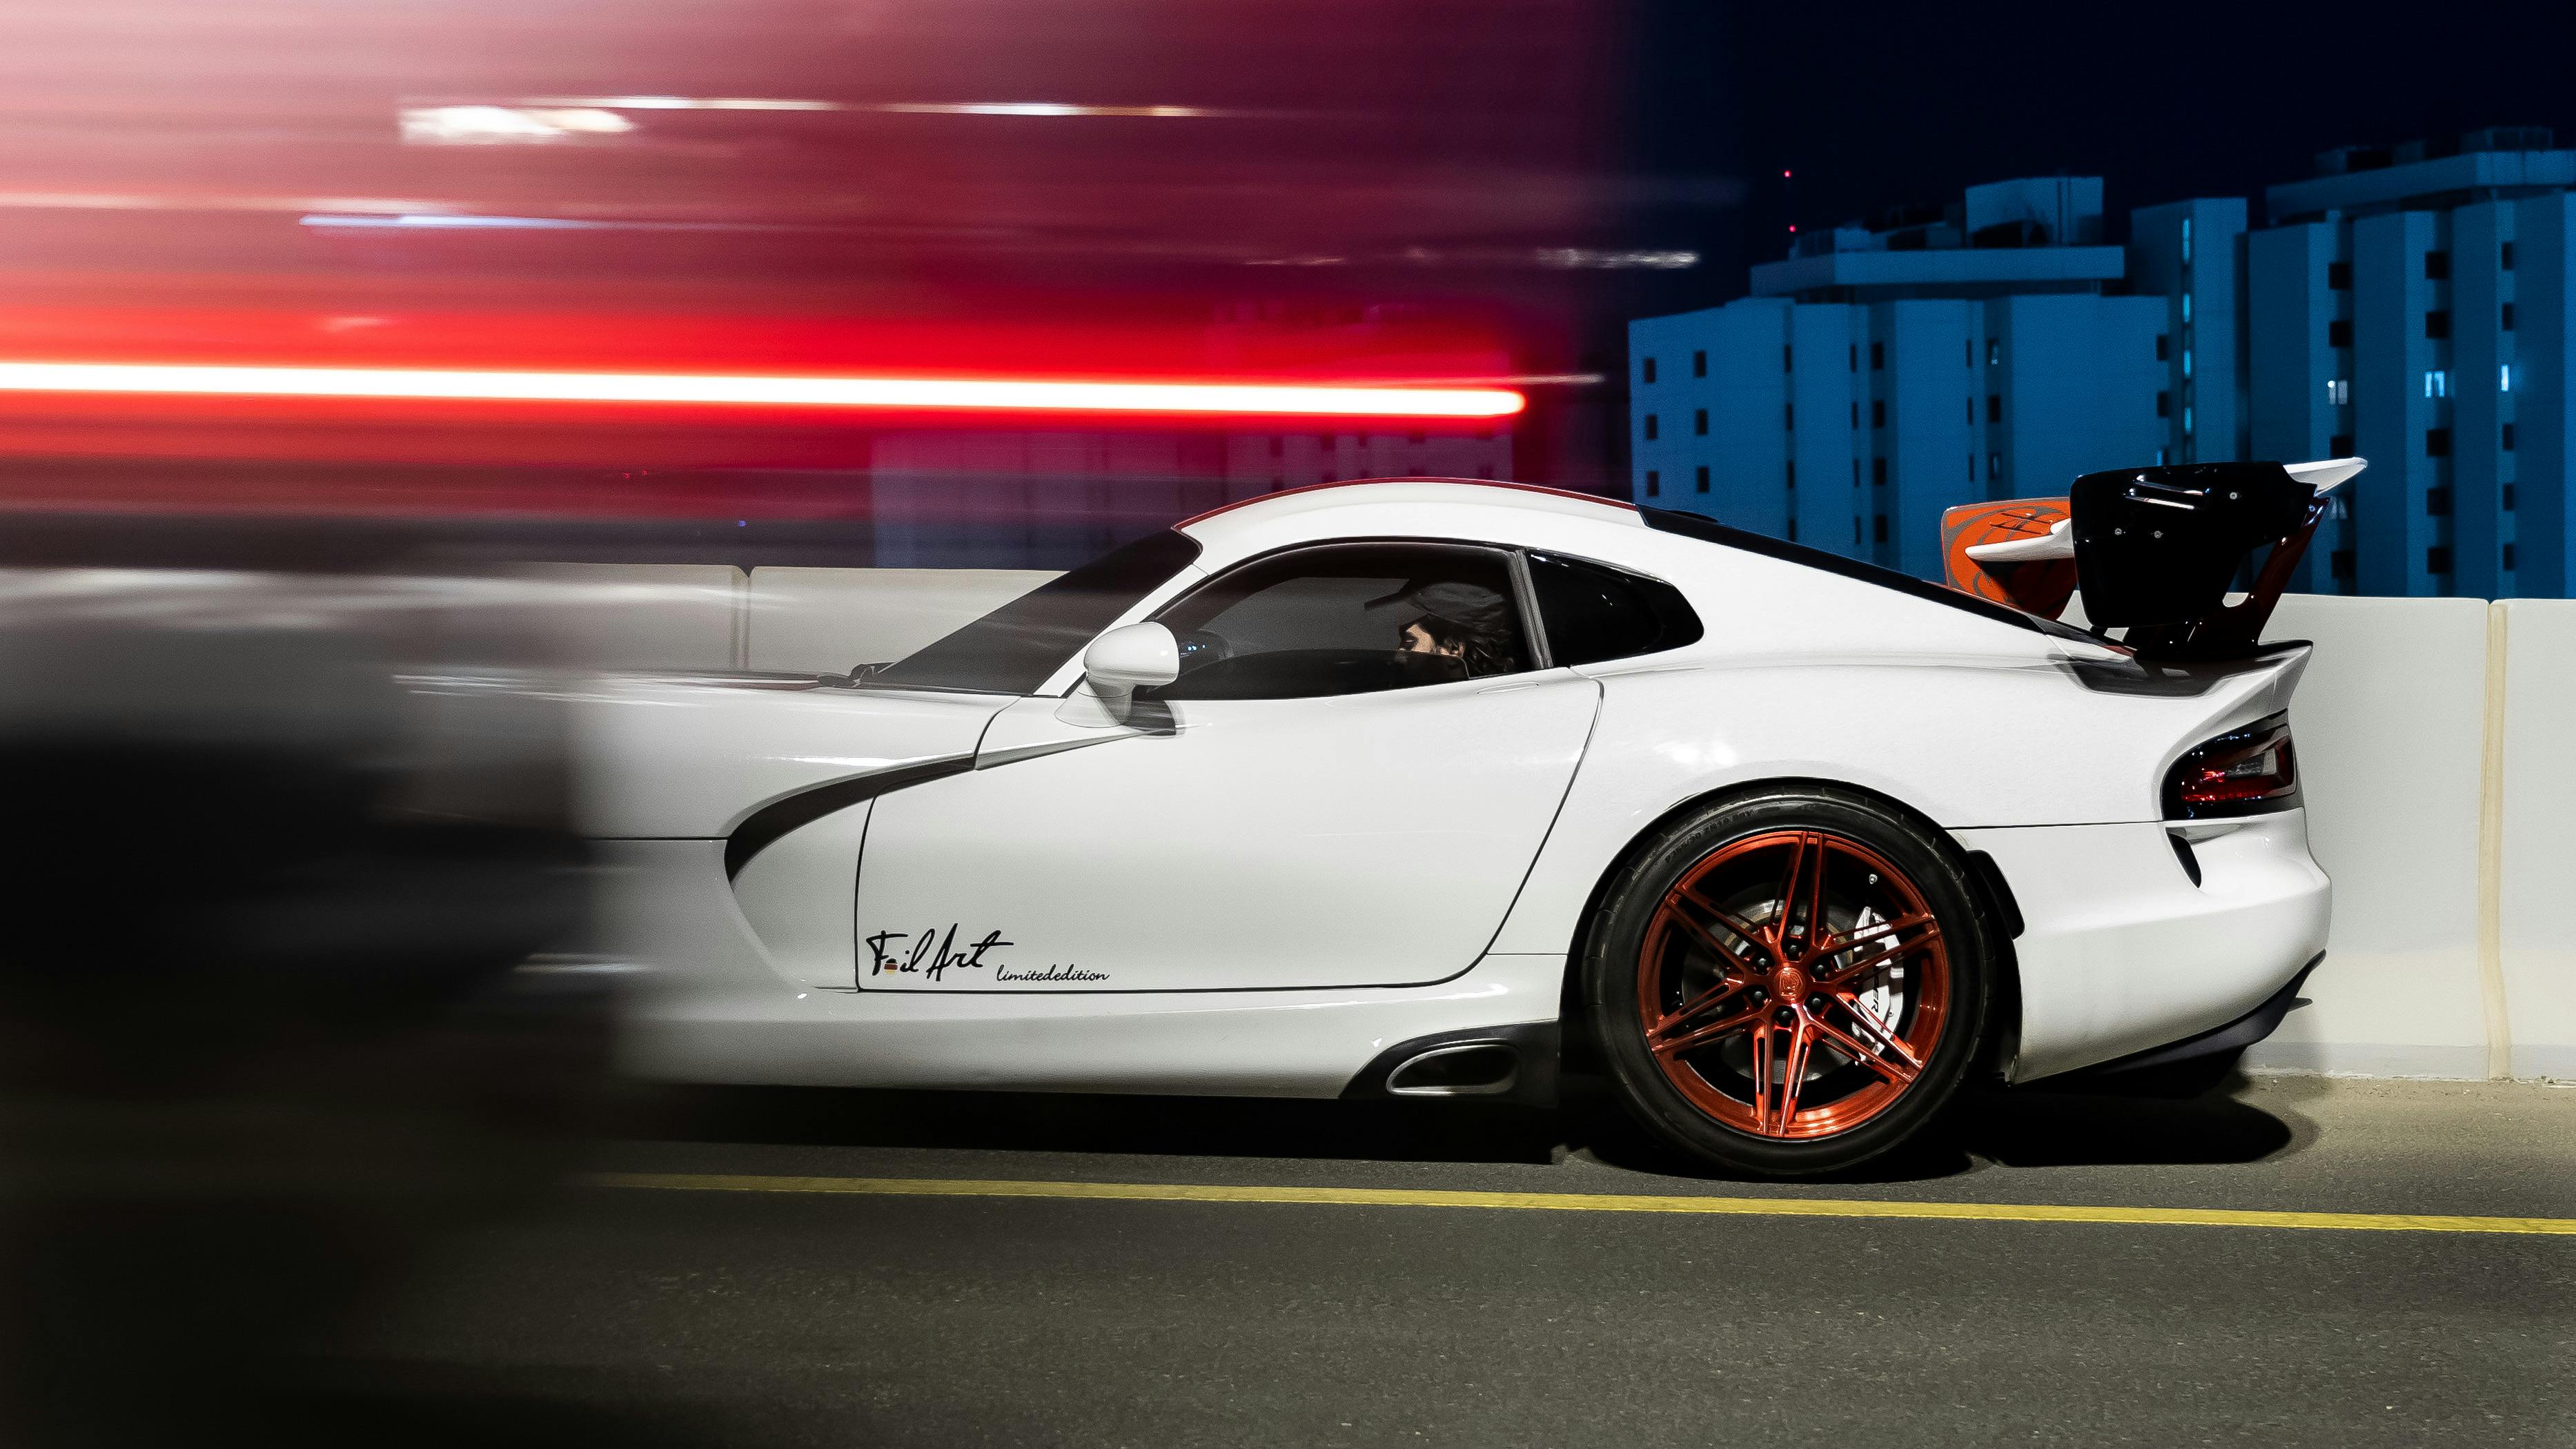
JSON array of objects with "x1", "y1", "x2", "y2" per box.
[{"x1": 1629, "y1": 0, "x2": 2576, "y2": 310}]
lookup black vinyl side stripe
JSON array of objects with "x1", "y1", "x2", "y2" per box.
[{"x1": 723, "y1": 755, "x2": 976, "y2": 880}]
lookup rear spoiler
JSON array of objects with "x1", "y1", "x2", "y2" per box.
[{"x1": 1940, "y1": 458, "x2": 2362, "y2": 658}]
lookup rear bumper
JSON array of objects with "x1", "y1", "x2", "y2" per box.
[
  {"x1": 2057, "y1": 951, "x2": 2324, "y2": 1078},
  {"x1": 1954, "y1": 811, "x2": 2332, "y2": 1082}
]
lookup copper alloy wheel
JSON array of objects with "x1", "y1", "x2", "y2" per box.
[{"x1": 1633, "y1": 828, "x2": 1952, "y2": 1140}]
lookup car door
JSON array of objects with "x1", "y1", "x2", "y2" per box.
[{"x1": 849, "y1": 540, "x2": 1601, "y2": 992}]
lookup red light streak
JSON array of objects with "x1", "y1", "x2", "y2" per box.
[{"x1": 0, "y1": 362, "x2": 1525, "y2": 420}]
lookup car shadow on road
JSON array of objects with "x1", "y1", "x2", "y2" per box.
[{"x1": 625, "y1": 1068, "x2": 2300, "y2": 1185}]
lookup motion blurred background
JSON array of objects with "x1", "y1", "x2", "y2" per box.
[{"x1": 0, "y1": 0, "x2": 1731, "y2": 571}]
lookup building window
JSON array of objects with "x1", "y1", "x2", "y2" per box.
[
  {"x1": 1787, "y1": 460, "x2": 1797, "y2": 488},
  {"x1": 1695, "y1": 464, "x2": 1710, "y2": 493},
  {"x1": 2424, "y1": 371, "x2": 2449, "y2": 398},
  {"x1": 1964, "y1": 339, "x2": 1974, "y2": 367},
  {"x1": 1690, "y1": 350, "x2": 1707, "y2": 378},
  {"x1": 1849, "y1": 401, "x2": 1860, "y2": 429},
  {"x1": 1989, "y1": 451, "x2": 2003, "y2": 482},
  {"x1": 1853, "y1": 518, "x2": 1862, "y2": 544},
  {"x1": 1871, "y1": 457, "x2": 1888, "y2": 486},
  {"x1": 1693, "y1": 408, "x2": 1709, "y2": 435},
  {"x1": 2183, "y1": 406, "x2": 2194, "y2": 436},
  {"x1": 2502, "y1": 364, "x2": 2514, "y2": 392},
  {"x1": 2330, "y1": 432, "x2": 2354, "y2": 456},
  {"x1": 2425, "y1": 310, "x2": 2450, "y2": 340},
  {"x1": 1871, "y1": 400, "x2": 1887, "y2": 427},
  {"x1": 1642, "y1": 357, "x2": 1657, "y2": 384},
  {"x1": 2181, "y1": 293, "x2": 2194, "y2": 323},
  {"x1": 2328, "y1": 319, "x2": 2352, "y2": 348},
  {"x1": 1785, "y1": 403, "x2": 1796, "y2": 430},
  {"x1": 1967, "y1": 453, "x2": 1976, "y2": 482},
  {"x1": 2504, "y1": 543, "x2": 2517, "y2": 570},
  {"x1": 1852, "y1": 460, "x2": 1860, "y2": 485},
  {"x1": 1643, "y1": 414, "x2": 1658, "y2": 440},
  {"x1": 2499, "y1": 303, "x2": 2515, "y2": 331},
  {"x1": 2182, "y1": 348, "x2": 2194, "y2": 379},
  {"x1": 2330, "y1": 549, "x2": 2355, "y2": 580},
  {"x1": 1869, "y1": 342, "x2": 1885, "y2": 371},
  {"x1": 2502, "y1": 241, "x2": 2516, "y2": 270},
  {"x1": 1783, "y1": 345, "x2": 1794, "y2": 372},
  {"x1": 2328, "y1": 262, "x2": 2352, "y2": 290},
  {"x1": 1872, "y1": 515, "x2": 1889, "y2": 543},
  {"x1": 2504, "y1": 424, "x2": 2517, "y2": 452},
  {"x1": 1965, "y1": 397, "x2": 1974, "y2": 425},
  {"x1": 2425, "y1": 250, "x2": 2450, "y2": 281},
  {"x1": 2426, "y1": 487, "x2": 2451, "y2": 516},
  {"x1": 1986, "y1": 394, "x2": 2001, "y2": 423},
  {"x1": 2504, "y1": 483, "x2": 2517, "y2": 509},
  {"x1": 1849, "y1": 344, "x2": 1858, "y2": 372},
  {"x1": 1644, "y1": 469, "x2": 1660, "y2": 497},
  {"x1": 2428, "y1": 546, "x2": 2452, "y2": 575},
  {"x1": 2156, "y1": 447, "x2": 2169, "y2": 465},
  {"x1": 1985, "y1": 339, "x2": 2000, "y2": 366},
  {"x1": 2426, "y1": 428, "x2": 2452, "y2": 457},
  {"x1": 2157, "y1": 391, "x2": 2171, "y2": 417},
  {"x1": 2328, "y1": 377, "x2": 2350, "y2": 404},
  {"x1": 2156, "y1": 334, "x2": 2170, "y2": 361},
  {"x1": 1787, "y1": 518, "x2": 1798, "y2": 541}
]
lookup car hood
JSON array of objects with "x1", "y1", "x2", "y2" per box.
[{"x1": 567, "y1": 671, "x2": 1010, "y2": 839}]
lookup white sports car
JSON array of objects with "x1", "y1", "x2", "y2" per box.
[{"x1": 580, "y1": 463, "x2": 2343, "y2": 1175}]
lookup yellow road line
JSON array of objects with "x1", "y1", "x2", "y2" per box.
[{"x1": 584, "y1": 1172, "x2": 2576, "y2": 1238}]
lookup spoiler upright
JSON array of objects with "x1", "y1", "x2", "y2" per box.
[{"x1": 1943, "y1": 457, "x2": 2363, "y2": 659}]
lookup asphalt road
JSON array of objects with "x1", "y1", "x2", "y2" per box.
[{"x1": 333, "y1": 1075, "x2": 2576, "y2": 1448}]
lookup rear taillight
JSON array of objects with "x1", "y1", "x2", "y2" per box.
[{"x1": 2164, "y1": 712, "x2": 2299, "y2": 819}]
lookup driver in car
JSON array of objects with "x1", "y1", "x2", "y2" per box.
[{"x1": 1373, "y1": 580, "x2": 1519, "y2": 678}]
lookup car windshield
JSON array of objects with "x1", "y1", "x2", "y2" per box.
[{"x1": 865, "y1": 529, "x2": 1204, "y2": 694}]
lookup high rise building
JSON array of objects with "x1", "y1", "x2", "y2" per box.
[
  {"x1": 2248, "y1": 129, "x2": 2575, "y2": 597},
  {"x1": 1629, "y1": 179, "x2": 2175, "y2": 577},
  {"x1": 1635, "y1": 136, "x2": 2576, "y2": 600}
]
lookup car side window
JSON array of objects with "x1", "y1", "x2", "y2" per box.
[
  {"x1": 1148, "y1": 542, "x2": 1533, "y2": 701},
  {"x1": 1524, "y1": 551, "x2": 1703, "y2": 667}
]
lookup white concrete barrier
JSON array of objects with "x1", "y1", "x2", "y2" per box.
[
  {"x1": 743, "y1": 566, "x2": 1056, "y2": 675},
  {"x1": 2498, "y1": 600, "x2": 2576, "y2": 1080},
  {"x1": 2244, "y1": 597, "x2": 2496, "y2": 1078},
  {"x1": 519, "y1": 563, "x2": 747, "y2": 671}
]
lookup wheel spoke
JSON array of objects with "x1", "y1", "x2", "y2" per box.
[
  {"x1": 1776, "y1": 831, "x2": 1831, "y2": 960},
  {"x1": 1649, "y1": 999, "x2": 1765, "y2": 1059},
  {"x1": 1813, "y1": 911, "x2": 1941, "y2": 983},
  {"x1": 1769, "y1": 1017, "x2": 1815, "y2": 1134},
  {"x1": 1749, "y1": 1022, "x2": 1775, "y2": 1125},
  {"x1": 1649, "y1": 978, "x2": 1750, "y2": 1041},
  {"x1": 1815, "y1": 909, "x2": 1936, "y2": 958},
  {"x1": 1812, "y1": 994, "x2": 1923, "y2": 1083},
  {"x1": 1669, "y1": 884, "x2": 1771, "y2": 958}
]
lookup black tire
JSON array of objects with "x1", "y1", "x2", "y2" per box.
[{"x1": 1582, "y1": 785, "x2": 1998, "y2": 1178}]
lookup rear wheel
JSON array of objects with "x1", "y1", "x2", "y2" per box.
[{"x1": 1584, "y1": 787, "x2": 1995, "y2": 1177}]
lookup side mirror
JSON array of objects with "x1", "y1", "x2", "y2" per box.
[
  {"x1": 1059, "y1": 622, "x2": 1181, "y2": 729},
  {"x1": 1081, "y1": 621, "x2": 1179, "y2": 699}
]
